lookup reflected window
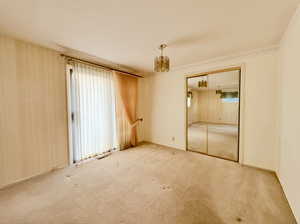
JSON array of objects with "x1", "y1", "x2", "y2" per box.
[
  {"x1": 218, "y1": 90, "x2": 239, "y2": 103},
  {"x1": 187, "y1": 97, "x2": 191, "y2": 107},
  {"x1": 222, "y1": 98, "x2": 239, "y2": 103},
  {"x1": 187, "y1": 91, "x2": 193, "y2": 108}
]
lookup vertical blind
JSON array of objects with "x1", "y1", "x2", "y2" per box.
[{"x1": 71, "y1": 62, "x2": 118, "y2": 162}]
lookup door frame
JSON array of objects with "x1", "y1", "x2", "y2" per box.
[
  {"x1": 185, "y1": 66, "x2": 244, "y2": 163},
  {"x1": 66, "y1": 65, "x2": 74, "y2": 166}
]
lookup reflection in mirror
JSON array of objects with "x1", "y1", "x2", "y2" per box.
[{"x1": 187, "y1": 70, "x2": 240, "y2": 161}]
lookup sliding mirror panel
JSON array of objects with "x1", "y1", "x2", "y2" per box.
[{"x1": 187, "y1": 76, "x2": 208, "y2": 154}]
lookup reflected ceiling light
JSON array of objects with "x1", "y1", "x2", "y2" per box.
[
  {"x1": 154, "y1": 44, "x2": 169, "y2": 72},
  {"x1": 198, "y1": 75, "x2": 208, "y2": 87}
]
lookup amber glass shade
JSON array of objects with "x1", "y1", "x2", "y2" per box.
[{"x1": 154, "y1": 55, "x2": 170, "y2": 72}]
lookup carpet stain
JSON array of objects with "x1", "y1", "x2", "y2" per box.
[{"x1": 236, "y1": 217, "x2": 242, "y2": 222}]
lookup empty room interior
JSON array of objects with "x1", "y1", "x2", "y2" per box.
[{"x1": 1, "y1": 1, "x2": 300, "y2": 223}]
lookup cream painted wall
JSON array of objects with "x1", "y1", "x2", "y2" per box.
[
  {"x1": 0, "y1": 35, "x2": 69, "y2": 188},
  {"x1": 140, "y1": 49, "x2": 280, "y2": 171},
  {"x1": 278, "y1": 4, "x2": 300, "y2": 222}
]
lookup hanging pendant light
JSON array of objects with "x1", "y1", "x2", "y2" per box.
[
  {"x1": 154, "y1": 44, "x2": 170, "y2": 72},
  {"x1": 198, "y1": 75, "x2": 208, "y2": 88}
]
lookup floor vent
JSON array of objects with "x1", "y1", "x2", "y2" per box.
[{"x1": 96, "y1": 152, "x2": 111, "y2": 160}]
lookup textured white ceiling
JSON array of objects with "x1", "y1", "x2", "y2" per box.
[{"x1": 0, "y1": 0, "x2": 299, "y2": 74}]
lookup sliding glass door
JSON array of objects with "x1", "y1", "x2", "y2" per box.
[{"x1": 70, "y1": 62, "x2": 118, "y2": 162}]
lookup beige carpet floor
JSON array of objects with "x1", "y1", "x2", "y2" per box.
[
  {"x1": 0, "y1": 144, "x2": 296, "y2": 224},
  {"x1": 188, "y1": 122, "x2": 238, "y2": 161}
]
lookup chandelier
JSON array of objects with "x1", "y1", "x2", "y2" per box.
[
  {"x1": 154, "y1": 44, "x2": 169, "y2": 72},
  {"x1": 198, "y1": 75, "x2": 208, "y2": 87}
]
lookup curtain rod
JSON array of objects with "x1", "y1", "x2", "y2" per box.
[{"x1": 61, "y1": 54, "x2": 143, "y2": 78}]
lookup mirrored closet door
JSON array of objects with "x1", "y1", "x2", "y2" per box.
[{"x1": 186, "y1": 69, "x2": 240, "y2": 162}]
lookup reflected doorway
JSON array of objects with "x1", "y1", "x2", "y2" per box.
[{"x1": 186, "y1": 68, "x2": 241, "y2": 162}]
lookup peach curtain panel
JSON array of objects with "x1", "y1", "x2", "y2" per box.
[{"x1": 114, "y1": 71, "x2": 138, "y2": 150}]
